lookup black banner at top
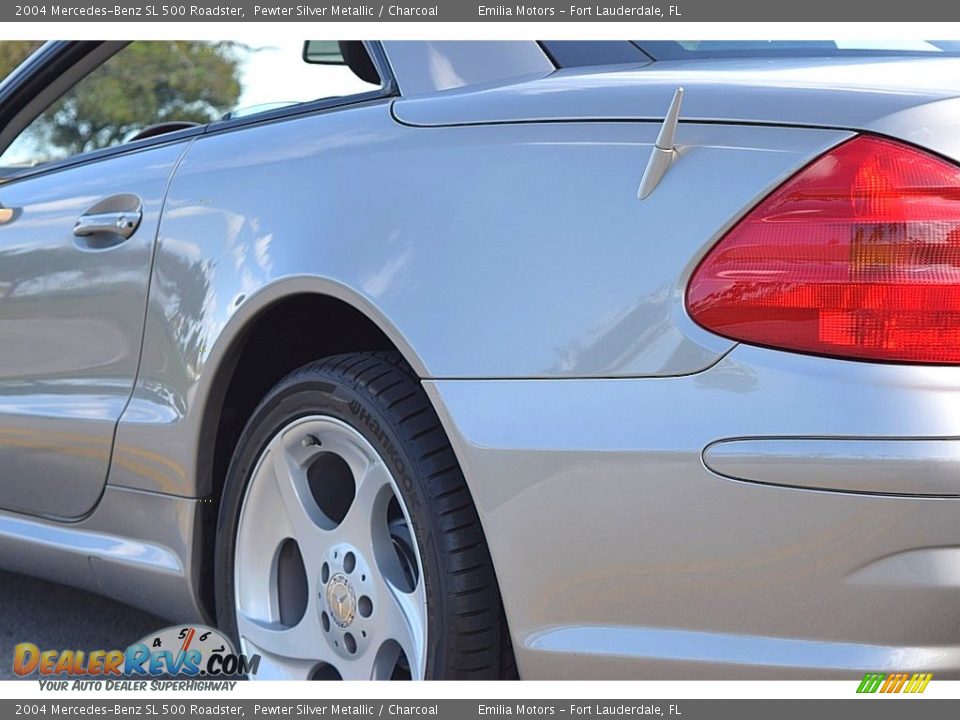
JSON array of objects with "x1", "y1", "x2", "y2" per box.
[{"x1": 0, "y1": 0, "x2": 951, "y2": 21}]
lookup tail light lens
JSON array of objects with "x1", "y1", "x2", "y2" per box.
[{"x1": 686, "y1": 135, "x2": 960, "y2": 364}]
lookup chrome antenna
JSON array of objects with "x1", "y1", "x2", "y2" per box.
[{"x1": 637, "y1": 87, "x2": 684, "y2": 200}]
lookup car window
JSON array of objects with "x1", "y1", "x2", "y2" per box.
[
  {"x1": 0, "y1": 40, "x2": 382, "y2": 169},
  {"x1": 633, "y1": 40, "x2": 960, "y2": 61}
]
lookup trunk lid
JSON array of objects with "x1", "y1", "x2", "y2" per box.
[{"x1": 393, "y1": 56, "x2": 960, "y2": 159}]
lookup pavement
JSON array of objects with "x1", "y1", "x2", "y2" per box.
[{"x1": 0, "y1": 570, "x2": 166, "y2": 680}]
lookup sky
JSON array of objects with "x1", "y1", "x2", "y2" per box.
[{"x1": 234, "y1": 41, "x2": 378, "y2": 114}]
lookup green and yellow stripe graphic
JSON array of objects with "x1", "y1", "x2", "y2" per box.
[{"x1": 857, "y1": 672, "x2": 932, "y2": 694}]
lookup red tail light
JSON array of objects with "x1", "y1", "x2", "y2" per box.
[{"x1": 686, "y1": 135, "x2": 960, "y2": 364}]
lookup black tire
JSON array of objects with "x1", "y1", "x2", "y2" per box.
[{"x1": 215, "y1": 351, "x2": 506, "y2": 679}]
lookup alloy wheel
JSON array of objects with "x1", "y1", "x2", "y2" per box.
[{"x1": 233, "y1": 415, "x2": 428, "y2": 680}]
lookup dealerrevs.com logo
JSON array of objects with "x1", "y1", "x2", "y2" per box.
[{"x1": 14, "y1": 625, "x2": 260, "y2": 686}]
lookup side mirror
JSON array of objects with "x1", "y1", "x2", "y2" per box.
[{"x1": 302, "y1": 41, "x2": 346, "y2": 65}]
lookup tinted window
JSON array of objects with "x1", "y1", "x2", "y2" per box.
[
  {"x1": 633, "y1": 40, "x2": 960, "y2": 60},
  {"x1": 540, "y1": 41, "x2": 651, "y2": 68}
]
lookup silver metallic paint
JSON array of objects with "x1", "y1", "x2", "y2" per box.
[
  {"x1": 424, "y1": 346, "x2": 960, "y2": 677},
  {"x1": 110, "y1": 112, "x2": 851, "y2": 498},
  {"x1": 0, "y1": 142, "x2": 188, "y2": 518},
  {"x1": 1, "y1": 42, "x2": 960, "y2": 677},
  {"x1": 380, "y1": 41, "x2": 554, "y2": 97},
  {"x1": 0, "y1": 485, "x2": 207, "y2": 621},
  {"x1": 704, "y1": 438, "x2": 960, "y2": 496},
  {"x1": 393, "y1": 57, "x2": 960, "y2": 132},
  {"x1": 525, "y1": 626, "x2": 960, "y2": 679}
]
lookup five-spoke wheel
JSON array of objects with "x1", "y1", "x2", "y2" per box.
[
  {"x1": 234, "y1": 416, "x2": 427, "y2": 679},
  {"x1": 216, "y1": 352, "x2": 507, "y2": 680}
]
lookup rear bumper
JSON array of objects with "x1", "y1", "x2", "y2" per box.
[
  {"x1": 424, "y1": 345, "x2": 960, "y2": 679},
  {"x1": 704, "y1": 437, "x2": 960, "y2": 496}
]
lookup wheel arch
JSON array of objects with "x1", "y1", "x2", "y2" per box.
[
  {"x1": 196, "y1": 278, "x2": 431, "y2": 505},
  {"x1": 194, "y1": 280, "x2": 516, "y2": 677},
  {"x1": 190, "y1": 280, "x2": 426, "y2": 619}
]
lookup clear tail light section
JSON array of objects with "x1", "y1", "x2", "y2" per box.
[{"x1": 686, "y1": 135, "x2": 960, "y2": 364}]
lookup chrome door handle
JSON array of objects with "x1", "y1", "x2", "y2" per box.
[
  {"x1": 72, "y1": 194, "x2": 143, "y2": 249},
  {"x1": 73, "y1": 210, "x2": 142, "y2": 239}
]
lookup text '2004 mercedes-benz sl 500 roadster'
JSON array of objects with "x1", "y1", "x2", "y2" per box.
[{"x1": 2, "y1": 40, "x2": 960, "y2": 679}]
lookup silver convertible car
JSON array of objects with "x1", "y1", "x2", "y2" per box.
[{"x1": 2, "y1": 39, "x2": 960, "y2": 680}]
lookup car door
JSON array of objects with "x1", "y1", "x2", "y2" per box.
[{"x1": 0, "y1": 42, "x2": 196, "y2": 518}]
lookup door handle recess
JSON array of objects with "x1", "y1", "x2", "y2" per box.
[
  {"x1": 72, "y1": 193, "x2": 143, "y2": 246},
  {"x1": 73, "y1": 211, "x2": 141, "y2": 239}
]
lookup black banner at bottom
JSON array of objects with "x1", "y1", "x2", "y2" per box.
[{"x1": 2, "y1": 699, "x2": 959, "y2": 720}]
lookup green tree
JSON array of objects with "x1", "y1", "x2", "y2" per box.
[
  {"x1": 47, "y1": 42, "x2": 242, "y2": 155},
  {"x1": 2, "y1": 41, "x2": 243, "y2": 161},
  {"x1": 0, "y1": 41, "x2": 43, "y2": 81}
]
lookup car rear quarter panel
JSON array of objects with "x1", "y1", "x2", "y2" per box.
[
  {"x1": 109, "y1": 100, "x2": 851, "y2": 501},
  {"x1": 425, "y1": 349, "x2": 960, "y2": 678}
]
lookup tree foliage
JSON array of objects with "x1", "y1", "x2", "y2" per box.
[
  {"x1": 0, "y1": 41, "x2": 243, "y2": 160},
  {"x1": 0, "y1": 41, "x2": 43, "y2": 81}
]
